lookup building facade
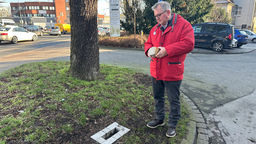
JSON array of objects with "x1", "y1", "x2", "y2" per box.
[
  {"x1": 212, "y1": 0, "x2": 256, "y2": 32},
  {"x1": 213, "y1": 0, "x2": 235, "y2": 17},
  {"x1": 10, "y1": 0, "x2": 70, "y2": 26},
  {"x1": 232, "y1": 0, "x2": 256, "y2": 31}
]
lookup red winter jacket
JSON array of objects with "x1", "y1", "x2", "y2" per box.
[{"x1": 144, "y1": 14, "x2": 194, "y2": 81}]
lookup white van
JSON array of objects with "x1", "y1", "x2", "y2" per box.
[{"x1": 0, "y1": 19, "x2": 17, "y2": 27}]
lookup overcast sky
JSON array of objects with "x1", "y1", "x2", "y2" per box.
[{"x1": 0, "y1": 0, "x2": 110, "y2": 15}]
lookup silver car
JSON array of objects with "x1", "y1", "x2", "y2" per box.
[
  {"x1": 0, "y1": 26, "x2": 38, "y2": 44},
  {"x1": 49, "y1": 26, "x2": 61, "y2": 36}
]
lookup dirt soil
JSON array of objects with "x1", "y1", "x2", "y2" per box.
[{"x1": 99, "y1": 34, "x2": 149, "y2": 48}]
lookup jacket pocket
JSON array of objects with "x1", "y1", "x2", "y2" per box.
[
  {"x1": 163, "y1": 62, "x2": 184, "y2": 80},
  {"x1": 168, "y1": 62, "x2": 181, "y2": 65}
]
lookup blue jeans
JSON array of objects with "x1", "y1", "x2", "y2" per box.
[{"x1": 152, "y1": 77, "x2": 182, "y2": 127}]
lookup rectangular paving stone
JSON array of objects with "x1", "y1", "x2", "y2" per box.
[
  {"x1": 187, "y1": 101, "x2": 195, "y2": 106},
  {"x1": 197, "y1": 123, "x2": 207, "y2": 129},
  {"x1": 193, "y1": 109, "x2": 201, "y2": 114},
  {"x1": 198, "y1": 128, "x2": 208, "y2": 134},
  {"x1": 198, "y1": 134, "x2": 208, "y2": 141},
  {"x1": 195, "y1": 117, "x2": 205, "y2": 123},
  {"x1": 191, "y1": 105, "x2": 198, "y2": 110},
  {"x1": 195, "y1": 114, "x2": 204, "y2": 119},
  {"x1": 197, "y1": 139, "x2": 209, "y2": 144}
]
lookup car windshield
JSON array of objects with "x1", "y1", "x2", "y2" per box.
[
  {"x1": 239, "y1": 30, "x2": 247, "y2": 35},
  {"x1": 0, "y1": 27, "x2": 10, "y2": 31},
  {"x1": 51, "y1": 26, "x2": 59, "y2": 29}
]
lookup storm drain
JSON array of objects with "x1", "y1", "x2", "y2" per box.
[{"x1": 91, "y1": 122, "x2": 130, "y2": 144}]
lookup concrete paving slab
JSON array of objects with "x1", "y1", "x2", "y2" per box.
[{"x1": 208, "y1": 89, "x2": 256, "y2": 144}]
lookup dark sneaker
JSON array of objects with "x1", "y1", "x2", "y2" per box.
[
  {"x1": 147, "y1": 119, "x2": 165, "y2": 128},
  {"x1": 166, "y1": 126, "x2": 176, "y2": 137}
]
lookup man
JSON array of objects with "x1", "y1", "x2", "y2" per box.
[{"x1": 144, "y1": 1, "x2": 194, "y2": 137}]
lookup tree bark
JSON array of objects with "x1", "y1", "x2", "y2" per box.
[{"x1": 70, "y1": 0, "x2": 99, "y2": 80}]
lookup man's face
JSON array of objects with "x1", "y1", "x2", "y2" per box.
[{"x1": 154, "y1": 5, "x2": 169, "y2": 25}]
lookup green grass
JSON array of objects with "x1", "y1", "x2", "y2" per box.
[{"x1": 0, "y1": 61, "x2": 190, "y2": 143}]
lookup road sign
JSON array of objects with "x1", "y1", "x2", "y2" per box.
[{"x1": 110, "y1": 0, "x2": 120, "y2": 37}]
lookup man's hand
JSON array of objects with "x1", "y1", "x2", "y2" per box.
[{"x1": 155, "y1": 47, "x2": 168, "y2": 58}]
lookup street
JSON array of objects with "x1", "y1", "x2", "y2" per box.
[{"x1": 0, "y1": 35, "x2": 256, "y2": 144}]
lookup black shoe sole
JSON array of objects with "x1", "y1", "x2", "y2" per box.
[
  {"x1": 147, "y1": 122, "x2": 165, "y2": 128},
  {"x1": 166, "y1": 133, "x2": 176, "y2": 138}
]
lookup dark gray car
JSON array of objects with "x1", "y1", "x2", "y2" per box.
[{"x1": 21, "y1": 25, "x2": 44, "y2": 36}]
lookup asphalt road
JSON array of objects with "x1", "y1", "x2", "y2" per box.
[{"x1": 0, "y1": 35, "x2": 256, "y2": 144}]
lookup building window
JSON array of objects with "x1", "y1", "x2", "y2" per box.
[
  {"x1": 49, "y1": 6, "x2": 55, "y2": 10},
  {"x1": 12, "y1": 7, "x2": 16, "y2": 10},
  {"x1": 66, "y1": 7, "x2": 69, "y2": 10},
  {"x1": 37, "y1": 6, "x2": 40, "y2": 10},
  {"x1": 50, "y1": 14, "x2": 55, "y2": 17},
  {"x1": 235, "y1": 7, "x2": 242, "y2": 16},
  {"x1": 34, "y1": 14, "x2": 37, "y2": 17}
]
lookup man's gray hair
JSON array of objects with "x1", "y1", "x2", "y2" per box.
[{"x1": 151, "y1": 1, "x2": 171, "y2": 13}]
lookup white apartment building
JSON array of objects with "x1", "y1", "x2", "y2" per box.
[
  {"x1": 232, "y1": 0, "x2": 256, "y2": 32},
  {"x1": 213, "y1": 0, "x2": 256, "y2": 32}
]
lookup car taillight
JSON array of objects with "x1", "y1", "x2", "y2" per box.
[
  {"x1": 1, "y1": 33, "x2": 8, "y2": 35},
  {"x1": 228, "y1": 34, "x2": 232, "y2": 40},
  {"x1": 50, "y1": 29, "x2": 52, "y2": 31},
  {"x1": 58, "y1": 29, "x2": 60, "y2": 31}
]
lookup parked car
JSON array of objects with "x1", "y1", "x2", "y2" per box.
[
  {"x1": 55, "y1": 23, "x2": 71, "y2": 34},
  {"x1": 33, "y1": 25, "x2": 44, "y2": 31},
  {"x1": 98, "y1": 27, "x2": 106, "y2": 36},
  {"x1": 0, "y1": 19, "x2": 16, "y2": 27},
  {"x1": 49, "y1": 26, "x2": 61, "y2": 36},
  {"x1": 192, "y1": 22, "x2": 234, "y2": 52},
  {"x1": 21, "y1": 25, "x2": 44, "y2": 36},
  {"x1": 0, "y1": 26, "x2": 38, "y2": 44},
  {"x1": 232, "y1": 38, "x2": 238, "y2": 48},
  {"x1": 234, "y1": 29, "x2": 248, "y2": 47},
  {"x1": 44, "y1": 26, "x2": 51, "y2": 32},
  {"x1": 242, "y1": 29, "x2": 256, "y2": 43}
]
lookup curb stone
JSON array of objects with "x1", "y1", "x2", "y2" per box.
[{"x1": 181, "y1": 93, "x2": 209, "y2": 144}]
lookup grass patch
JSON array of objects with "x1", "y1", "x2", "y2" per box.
[{"x1": 0, "y1": 61, "x2": 190, "y2": 143}]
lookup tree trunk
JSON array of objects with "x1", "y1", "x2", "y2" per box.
[{"x1": 70, "y1": 0, "x2": 99, "y2": 80}]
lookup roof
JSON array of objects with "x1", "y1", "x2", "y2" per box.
[{"x1": 215, "y1": 0, "x2": 235, "y2": 4}]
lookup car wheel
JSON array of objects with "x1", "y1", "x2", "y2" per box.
[
  {"x1": 212, "y1": 41, "x2": 223, "y2": 52},
  {"x1": 32, "y1": 35, "x2": 37, "y2": 41},
  {"x1": 11, "y1": 37, "x2": 18, "y2": 44},
  {"x1": 252, "y1": 38, "x2": 256, "y2": 43},
  {"x1": 41, "y1": 32, "x2": 44, "y2": 36},
  {"x1": 237, "y1": 44, "x2": 241, "y2": 48}
]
